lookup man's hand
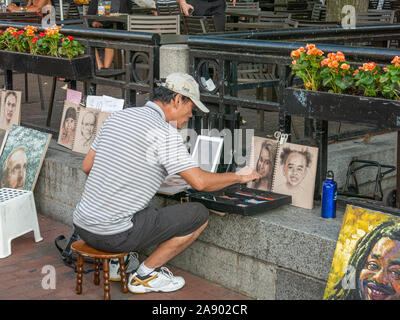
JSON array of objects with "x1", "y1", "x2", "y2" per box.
[
  {"x1": 229, "y1": 0, "x2": 236, "y2": 7},
  {"x1": 179, "y1": 0, "x2": 194, "y2": 16},
  {"x1": 92, "y1": 21, "x2": 104, "y2": 28},
  {"x1": 235, "y1": 166, "x2": 260, "y2": 184}
]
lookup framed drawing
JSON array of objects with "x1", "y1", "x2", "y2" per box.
[
  {"x1": 57, "y1": 101, "x2": 80, "y2": 150},
  {"x1": 0, "y1": 125, "x2": 51, "y2": 191},
  {"x1": 324, "y1": 205, "x2": 400, "y2": 300},
  {"x1": 0, "y1": 90, "x2": 22, "y2": 131}
]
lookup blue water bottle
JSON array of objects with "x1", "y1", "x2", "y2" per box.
[{"x1": 321, "y1": 170, "x2": 337, "y2": 219}]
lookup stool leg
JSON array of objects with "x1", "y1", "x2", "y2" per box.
[
  {"x1": 119, "y1": 257, "x2": 128, "y2": 293},
  {"x1": 76, "y1": 255, "x2": 83, "y2": 294},
  {"x1": 94, "y1": 258, "x2": 100, "y2": 285},
  {"x1": 103, "y1": 258, "x2": 111, "y2": 300}
]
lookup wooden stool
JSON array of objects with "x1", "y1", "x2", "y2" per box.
[{"x1": 71, "y1": 240, "x2": 129, "y2": 300}]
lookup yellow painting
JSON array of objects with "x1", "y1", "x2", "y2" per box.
[{"x1": 324, "y1": 205, "x2": 400, "y2": 300}]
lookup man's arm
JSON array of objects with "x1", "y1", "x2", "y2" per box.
[
  {"x1": 82, "y1": 149, "x2": 96, "y2": 175},
  {"x1": 179, "y1": 166, "x2": 260, "y2": 192},
  {"x1": 177, "y1": 0, "x2": 194, "y2": 16},
  {"x1": 27, "y1": 0, "x2": 47, "y2": 12}
]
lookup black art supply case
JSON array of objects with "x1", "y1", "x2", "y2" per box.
[{"x1": 188, "y1": 184, "x2": 292, "y2": 216}]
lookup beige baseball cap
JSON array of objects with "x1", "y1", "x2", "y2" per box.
[{"x1": 163, "y1": 73, "x2": 209, "y2": 113}]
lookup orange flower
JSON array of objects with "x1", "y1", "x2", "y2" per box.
[
  {"x1": 391, "y1": 56, "x2": 400, "y2": 64},
  {"x1": 305, "y1": 44, "x2": 315, "y2": 50},
  {"x1": 328, "y1": 60, "x2": 339, "y2": 68},
  {"x1": 5, "y1": 27, "x2": 17, "y2": 34},
  {"x1": 307, "y1": 47, "x2": 321, "y2": 56},
  {"x1": 24, "y1": 25, "x2": 37, "y2": 32},
  {"x1": 353, "y1": 70, "x2": 359, "y2": 76},
  {"x1": 321, "y1": 58, "x2": 329, "y2": 67},
  {"x1": 306, "y1": 82, "x2": 311, "y2": 88},
  {"x1": 340, "y1": 63, "x2": 350, "y2": 70},
  {"x1": 298, "y1": 47, "x2": 305, "y2": 53},
  {"x1": 25, "y1": 29, "x2": 35, "y2": 37},
  {"x1": 292, "y1": 60, "x2": 297, "y2": 66},
  {"x1": 362, "y1": 62, "x2": 376, "y2": 72},
  {"x1": 291, "y1": 50, "x2": 301, "y2": 59}
]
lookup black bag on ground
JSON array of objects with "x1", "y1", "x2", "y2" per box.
[{"x1": 55, "y1": 226, "x2": 96, "y2": 274}]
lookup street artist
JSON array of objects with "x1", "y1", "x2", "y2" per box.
[{"x1": 72, "y1": 73, "x2": 260, "y2": 294}]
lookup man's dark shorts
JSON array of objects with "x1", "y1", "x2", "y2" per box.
[{"x1": 74, "y1": 202, "x2": 209, "y2": 253}]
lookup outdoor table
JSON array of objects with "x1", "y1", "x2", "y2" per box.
[{"x1": 0, "y1": 12, "x2": 42, "y2": 23}]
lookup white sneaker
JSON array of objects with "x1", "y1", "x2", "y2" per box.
[
  {"x1": 109, "y1": 252, "x2": 139, "y2": 282},
  {"x1": 128, "y1": 266, "x2": 185, "y2": 293}
]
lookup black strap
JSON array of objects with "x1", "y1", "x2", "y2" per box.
[{"x1": 55, "y1": 227, "x2": 96, "y2": 274}]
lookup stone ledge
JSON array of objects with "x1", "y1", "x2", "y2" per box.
[{"x1": 32, "y1": 132, "x2": 397, "y2": 299}]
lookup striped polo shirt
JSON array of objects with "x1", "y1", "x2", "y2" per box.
[{"x1": 73, "y1": 101, "x2": 198, "y2": 235}]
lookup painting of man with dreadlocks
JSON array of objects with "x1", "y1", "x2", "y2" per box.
[{"x1": 324, "y1": 205, "x2": 400, "y2": 300}]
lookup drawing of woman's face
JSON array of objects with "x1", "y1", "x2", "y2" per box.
[
  {"x1": 64, "y1": 117, "x2": 75, "y2": 136},
  {"x1": 257, "y1": 147, "x2": 272, "y2": 179},
  {"x1": 283, "y1": 152, "x2": 307, "y2": 187}
]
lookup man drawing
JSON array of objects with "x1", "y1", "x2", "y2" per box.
[{"x1": 0, "y1": 146, "x2": 28, "y2": 190}]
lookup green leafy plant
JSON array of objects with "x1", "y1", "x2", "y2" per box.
[
  {"x1": 379, "y1": 56, "x2": 400, "y2": 100},
  {"x1": 354, "y1": 62, "x2": 382, "y2": 97},
  {"x1": 0, "y1": 25, "x2": 85, "y2": 58},
  {"x1": 290, "y1": 44, "x2": 325, "y2": 91},
  {"x1": 319, "y1": 52, "x2": 354, "y2": 94},
  {"x1": 59, "y1": 36, "x2": 85, "y2": 59}
]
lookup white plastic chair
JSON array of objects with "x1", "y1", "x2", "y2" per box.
[{"x1": 0, "y1": 188, "x2": 43, "y2": 259}]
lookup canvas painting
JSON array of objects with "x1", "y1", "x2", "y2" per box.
[
  {"x1": 72, "y1": 108, "x2": 110, "y2": 154},
  {"x1": 324, "y1": 205, "x2": 400, "y2": 300},
  {"x1": 247, "y1": 136, "x2": 278, "y2": 191},
  {"x1": 272, "y1": 142, "x2": 318, "y2": 209},
  {"x1": 0, "y1": 125, "x2": 51, "y2": 191},
  {"x1": 0, "y1": 90, "x2": 22, "y2": 131},
  {"x1": 58, "y1": 101, "x2": 80, "y2": 150},
  {"x1": 0, "y1": 128, "x2": 8, "y2": 157}
]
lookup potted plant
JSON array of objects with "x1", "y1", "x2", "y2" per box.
[
  {"x1": 284, "y1": 44, "x2": 400, "y2": 130},
  {"x1": 0, "y1": 25, "x2": 93, "y2": 80}
]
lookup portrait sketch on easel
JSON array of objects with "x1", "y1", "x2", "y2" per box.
[
  {"x1": 247, "y1": 136, "x2": 278, "y2": 191},
  {"x1": 58, "y1": 101, "x2": 79, "y2": 150},
  {"x1": 0, "y1": 90, "x2": 22, "y2": 131},
  {"x1": 72, "y1": 107, "x2": 100, "y2": 154},
  {"x1": 272, "y1": 143, "x2": 318, "y2": 209}
]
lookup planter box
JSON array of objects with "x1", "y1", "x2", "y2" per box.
[
  {"x1": 0, "y1": 50, "x2": 93, "y2": 80},
  {"x1": 283, "y1": 87, "x2": 400, "y2": 130}
]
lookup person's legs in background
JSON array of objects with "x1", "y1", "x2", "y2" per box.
[{"x1": 103, "y1": 48, "x2": 115, "y2": 69}]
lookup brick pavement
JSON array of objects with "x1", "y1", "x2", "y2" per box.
[{"x1": 0, "y1": 215, "x2": 251, "y2": 300}]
